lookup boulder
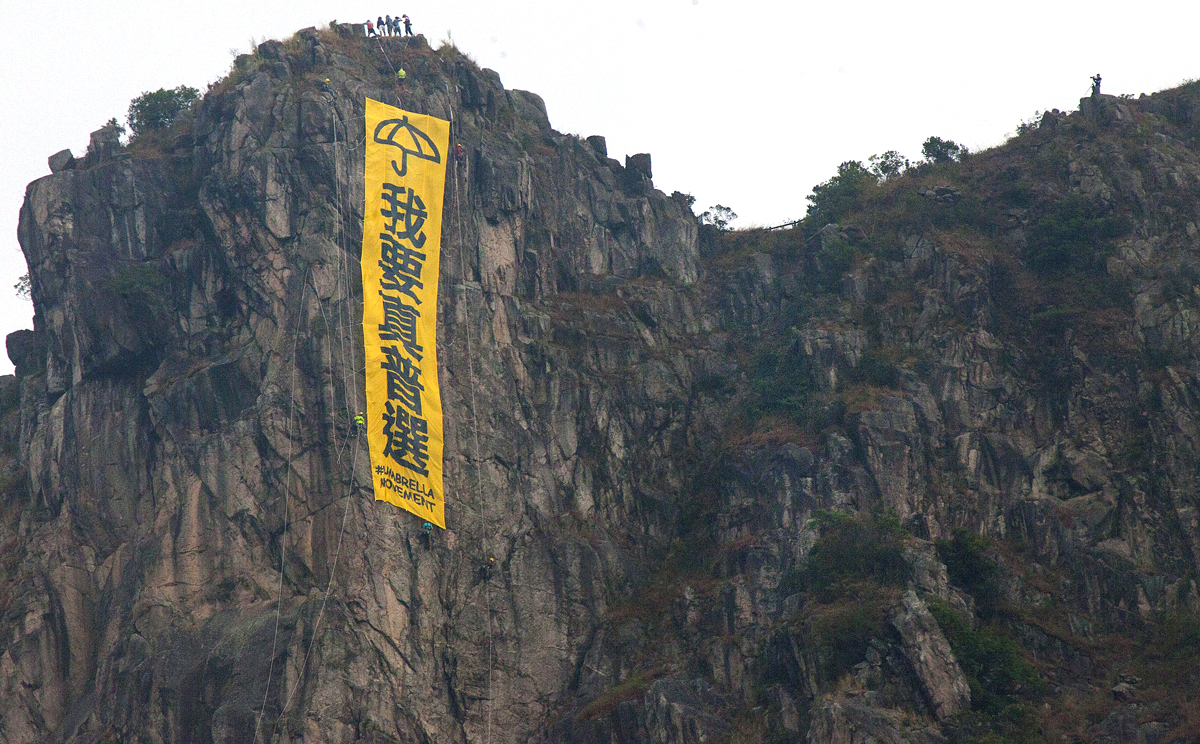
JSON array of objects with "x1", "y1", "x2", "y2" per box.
[
  {"x1": 890, "y1": 590, "x2": 971, "y2": 720},
  {"x1": 47, "y1": 149, "x2": 75, "y2": 173},
  {"x1": 6, "y1": 330, "x2": 45, "y2": 378},
  {"x1": 1111, "y1": 682, "x2": 1136, "y2": 702},
  {"x1": 918, "y1": 185, "x2": 961, "y2": 204}
]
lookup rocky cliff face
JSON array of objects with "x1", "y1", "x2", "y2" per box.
[{"x1": 2, "y1": 26, "x2": 1200, "y2": 744}]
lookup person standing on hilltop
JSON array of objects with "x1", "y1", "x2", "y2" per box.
[
  {"x1": 366, "y1": 19, "x2": 377, "y2": 37},
  {"x1": 403, "y1": 14, "x2": 413, "y2": 36},
  {"x1": 1091, "y1": 74, "x2": 1102, "y2": 96},
  {"x1": 385, "y1": 15, "x2": 394, "y2": 36}
]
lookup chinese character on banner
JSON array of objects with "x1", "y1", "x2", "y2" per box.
[
  {"x1": 382, "y1": 401, "x2": 430, "y2": 476},
  {"x1": 381, "y1": 345, "x2": 424, "y2": 415},
  {"x1": 378, "y1": 292, "x2": 423, "y2": 360},
  {"x1": 380, "y1": 183, "x2": 428, "y2": 248}
]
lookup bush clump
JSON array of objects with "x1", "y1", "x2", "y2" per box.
[
  {"x1": 1026, "y1": 193, "x2": 1131, "y2": 275},
  {"x1": 804, "y1": 507, "x2": 910, "y2": 600},
  {"x1": 922, "y1": 136, "x2": 968, "y2": 164},
  {"x1": 936, "y1": 529, "x2": 1003, "y2": 619},
  {"x1": 929, "y1": 599, "x2": 1047, "y2": 744},
  {"x1": 807, "y1": 161, "x2": 877, "y2": 226},
  {"x1": 795, "y1": 508, "x2": 910, "y2": 683},
  {"x1": 750, "y1": 346, "x2": 811, "y2": 419},
  {"x1": 127, "y1": 85, "x2": 199, "y2": 137}
]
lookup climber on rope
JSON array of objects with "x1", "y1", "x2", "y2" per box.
[
  {"x1": 396, "y1": 68, "x2": 407, "y2": 84},
  {"x1": 319, "y1": 78, "x2": 332, "y2": 93},
  {"x1": 478, "y1": 556, "x2": 496, "y2": 583},
  {"x1": 353, "y1": 411, "x2": 365, "y2": 435},
  {"x1": 454, "y1": 143, "x2": 465, "y2": 161}
]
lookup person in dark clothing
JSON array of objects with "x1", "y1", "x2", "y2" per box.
[
  {"x1": 403, "y1": 14, "x2": 413, "y2": 35},
  {"x1": 377, "y1": 17, "x2": 386, "y2": 36},
  {"x1": 385, "y1": 15, "x2": 393, "y2": 35},
  {"x1": 392, "y1": 16, "x2": 401, "y2": 35},
  {"x1": 1091, "y1": 74, "x2": 1102, "y2": 96}
]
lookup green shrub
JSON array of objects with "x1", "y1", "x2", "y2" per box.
[
  {"x1": 804, "y1": 507, "x2": 909, "y2": 600},
  {"x1": 792, "y1": 508, "x2": 910, "y2": 683},
  {"x1": 814, "y1": 234, "x2": 858, "y2": 291},
  {"x1": 750, "y1": 347, "x2": 811, "y2": 419},
  {"x1": 869, "y1": 150, "x2": 909, "y2": 180},
  {"x1": 127, "y1": 85, "x2": 199, "y2": 137},
  {"x1": 808, "y1": 592, "x2": 888, "y2": 681},
  {"x1": 807, "y1": 161, "x2": 877, "y2": 225},
  {"x1": 937, "y1": 529, "x2": 1003, "y2": 619},
  {"x1": 922, "y1": 136, "x2": 967, "y2": 164},
  {"x1": 1026, "y1": 194, "x2": 1131, "y2": 275},
  {"x1": 849, "y1": 348, "x2": 900, "y2": 389},
  {"x1": 929, "y1": 600, "x2": 1047, "y2": 743}
]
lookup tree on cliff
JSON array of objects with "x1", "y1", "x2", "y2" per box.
[
  {"x1": 806, "y1": 160, "x2": 876, "y2": 224},
  {"x1": 700, "y1": 204, "x2": 738, "y2": 231},
  {"x1": 921, "y1": 135, "x2": 967, "y2": 163},
  {"x1": 127, "y1": 85, "x2": 199, "y2": 137}
]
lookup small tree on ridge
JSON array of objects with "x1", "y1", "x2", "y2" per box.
[{"x1": 127, "y1": 86, "x2": 200, "y2": 137}]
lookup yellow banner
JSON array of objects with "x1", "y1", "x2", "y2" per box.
[{"x1": 361, "y1": 99, "x2": 449, "y2": 528}]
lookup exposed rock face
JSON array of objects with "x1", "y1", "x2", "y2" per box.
[
  {"x1": 4, "y1": 25, "x2": 1200, "y2": 744},
  {"x1": 889, "y1": 591, "x2": 969, "y2": 720}
]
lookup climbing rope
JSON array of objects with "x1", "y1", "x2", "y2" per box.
[
  {"x1": 271, "y1": 433, "x2": 362, "y2": 740},
  {"x1": 329, "y1": 100, "x2": 359, "y2": 464},
  {"x1": 448, "y1": 83, "x2": 496, "y2": 744},
  {"x1": 373, "y1": 36, "x2": 406, "y2": 108},
  {"x1": 258, "y1": 91, "x2": 368, "y2": 742},
  {"x1": 253, "y1": 266, "x2": 310, "y2": 744}
]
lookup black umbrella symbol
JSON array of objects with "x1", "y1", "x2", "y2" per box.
[{"x1": 373, "y1": 116, "x2": 442, "y2": 177}]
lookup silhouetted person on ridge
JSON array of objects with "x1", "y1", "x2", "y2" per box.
[
  {"x1": 403, "y1": 14, "x2": 413, "y2": 35},
  {"x1": 1091, "y1": 74, "x2": 1102, "y2": 96},
  {"x1": 385, "y1": 15, "x2": 393, "y2": 36}
]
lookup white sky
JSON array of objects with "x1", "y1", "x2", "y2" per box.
[{"x1": 1, "y1": 0, "x2": 1198, "y2": 375}]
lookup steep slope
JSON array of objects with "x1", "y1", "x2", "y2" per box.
[{"x1": 2, "y1": 24, "x2": 1200, "y2": 744}]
